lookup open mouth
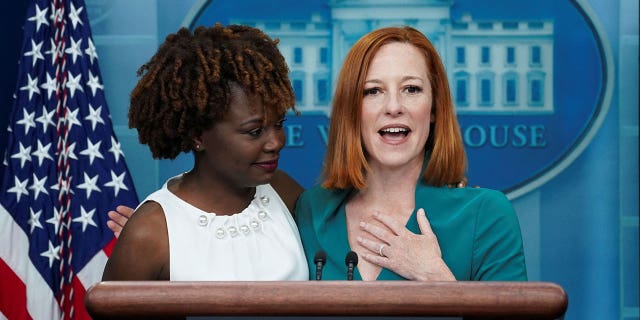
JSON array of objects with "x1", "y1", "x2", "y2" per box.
[{"x1": 378, "y1": 127, "x2": 410, "y2": 137}]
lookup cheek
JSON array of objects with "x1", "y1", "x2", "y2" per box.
[
  {"x1": 359, "y1": 117, "x2": 376, "y2": 142},
  {"x1": 358, "y1": 123, "x2": 374, "y2": 154},
  {"x1": 276, "y1": 130, "x2": 286, "y2": 144},
  {"x1": 415, "y1": 103, "x2": 433, "y2": 139},
  {"x1": 422, "y1": 98, "x2": 434, "y2": 123},
  {"x1": 361, "y1": 98, "x2": 378, "y2": 118},
  {"x1": 360, "y1": 105, "x2": 377, "y2": 131}
]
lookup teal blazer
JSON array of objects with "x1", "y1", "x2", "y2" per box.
[{"x1": 295, "y1": 180, "x2": 527, "y2": 281}]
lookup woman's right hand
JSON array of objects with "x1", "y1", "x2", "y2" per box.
[
  {"x1": 357, "y1": 209, "x2": 456, "y2": 281},
  {"x1": 107, "y1": 205, "x2": 135, "y2": 238}
]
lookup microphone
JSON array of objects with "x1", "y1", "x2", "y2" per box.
[
  {"x1": 313, "y1": 249, "x2": 327, "y2": 281},
  {"x1": 345, "y1": 251, "x2": 358, "y2": 281}
]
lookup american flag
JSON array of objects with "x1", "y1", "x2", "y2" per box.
[{"x1": 0, "y1": 0, "x2": 138, "y2": 319}]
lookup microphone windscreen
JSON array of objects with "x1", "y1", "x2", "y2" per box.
[
  {"x1": 314, "y1": 249, "x2": 327, "y2": 263},
  {"x1": 345, "y1": 250, "x2": 358, "y2": 266}
]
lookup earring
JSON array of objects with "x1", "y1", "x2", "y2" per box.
[{"x1": 195, "y1": 144, "x2": 201, "y2": 151}]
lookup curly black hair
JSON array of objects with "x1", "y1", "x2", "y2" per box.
[{"x1": 128, "y1": 24, "x2": 296, "y2": 159}]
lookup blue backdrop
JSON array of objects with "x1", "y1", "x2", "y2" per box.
[{"x1": 0, "y1": 0, "x2": 637, "y2": 319}]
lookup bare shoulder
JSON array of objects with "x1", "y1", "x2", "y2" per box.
[
  {"x1": 122, "y1": 201, "x2": 168, "y2": 244},
  {"x1": 102, "y1": 201, "x2": 169, "y2": 280},
  {"x1": 270, "y1": 170, "x2": 304, "y2": 214}
]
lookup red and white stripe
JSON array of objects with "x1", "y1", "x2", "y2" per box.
[{"x1": 0, "y1": 204, "x2": 112, "y2": 320}]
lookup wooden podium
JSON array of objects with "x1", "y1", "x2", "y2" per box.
[{"x1": 85, "y1": 281, "x2": 568, "y2": 319}]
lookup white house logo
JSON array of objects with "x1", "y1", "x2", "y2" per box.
[{"x1": 185, "y1": 0, "x2": 612, "y2": 199}]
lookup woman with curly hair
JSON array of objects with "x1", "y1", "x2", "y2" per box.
[
  {"x1": 102, "y1": 24, "x2": 308, "y2": 281},
  {"x1": 107, "y1": 26, "x2": 525, "y2": 283}
]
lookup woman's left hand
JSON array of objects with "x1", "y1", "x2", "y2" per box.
[{"x1": 357, "y1": 208, "x2": 456, "y2": 281}]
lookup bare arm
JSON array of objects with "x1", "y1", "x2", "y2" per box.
[
  {"x1": 102, "y1": 201, "x2": 170, "y2": 280},
  {"x1": 270, "y1": 169, "x2": 304, "y2": 215}
]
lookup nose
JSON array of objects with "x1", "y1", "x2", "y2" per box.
[
  {"x1": 264, "y1": 127, "x2": 285, "y2": 152},
  {"x1": 384, "y1": 91, "x2": 403, "y2": 116}
]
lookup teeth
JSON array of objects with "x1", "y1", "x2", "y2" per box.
[{"x1": 381, "y1": 127, "x2": 408, "y2": 133}]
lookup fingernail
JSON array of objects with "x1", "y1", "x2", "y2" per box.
[{"x1": 360, "y1": 221, "x2": 366, "y2": 228}]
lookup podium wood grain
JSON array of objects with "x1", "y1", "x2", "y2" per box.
[{"x1": 85, "y1": 281, "x2": 568, "y2": 319}]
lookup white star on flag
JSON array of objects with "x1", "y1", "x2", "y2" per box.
[
  {"x1": 40, "y1": 72, "x2": 57, "y2": 99},
  {"x1": 80, "y1": 139, "x2": 104, "y2": 164},
  {"x1": 31, "y1": 140, "x2": 54, "y2": 165},
  {"x1": 7, "y1": 176, "x2": 29, "y2": 202},
  {"x1": 24, "y1": 39, "x2": 45, "y2": 67},
  {"x1": 40, "y1": 241, "x2": 61, "y2": 268},
  {"x1": 68, "y1": 2, "x2": 84, "y2": 29},
  {"x1": 84, "y1": 104, "x2": 105, "y2": 130},
  {"x1": 20, "y1": 74, "x2": 41, "y2": 101},
  {"x1": 72, "y1": 206, "x2": 98, "y2": 232},
  {"x1": 65, "y1": 107, "x2": 82, "y2": 131},
  {"x1": 76, "y1": 172, "x2": 101, "y2": 199},
  {"x1": 61, "y1": 141, "x2": 79, "y2": 161},
  {"x1": 27, "y1": 4, "x2": 49, "y2": 31},
  {"x1": 28, "y1": 208, "x2": 44, "y2": 233},
  {"x1": 36, "y1": 105, "x2": 56, "y2": 133},
  {"x1": 104, "y1": 170, "x2": 129, "y2": 197},
  {"x1": 86, "y1": 71, "x2": 104, "y2": 96},
  {"x1": 16, "y1": 109, "x2": 36, "y2": 135},
  {"x1": 46, "y1": 208, "x2": 63, "y2": 234},
  {"x1": 28, "y1": 173, "x2": 49, "y2": 200},
  {"x1": 10, "y1": 142, "x2": 32, "y2": 168},
  {"x1": 44, "y1": 38, "x2": 57, "y2": 63},
  {"x1": 85, "y1": 38, "x2": 98, "y2": 64},
  {"x1": 27, "y1": 4, "x2": 48, "y2": 32},
  {"x1": 109, "y1": 136, "x2": 124, "y2": 163},
  {"x1": 65, "y1": 37, "x2": 83, "y2": 64},
  {"x1": 1, "y1": 1, "x2": 139, "y2": 318},
  {"x1": 65, "y1": 71, "x2": 83, "y2": 97}
]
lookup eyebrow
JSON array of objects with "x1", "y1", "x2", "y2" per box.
[
  {"x1": 238, "y1": 117, "x2": 264, "y2": 126},
  {"x1": 364, "y1": 75, "x2": 425, "y2": 84},
  {"x1": 238, "y1": 114, "x2": 286, "y2": 126}
]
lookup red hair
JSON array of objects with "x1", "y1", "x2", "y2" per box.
[{"x1": 322, "y1": 26, "x2": 467, "y2": 189}]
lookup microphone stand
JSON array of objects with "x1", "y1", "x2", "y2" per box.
[
  {"x1": 345, "y1": 251, "x2": 358, "y2": 281},
  {"x1": 314, "y1": 250, "x2": 326, "y2": 281}
]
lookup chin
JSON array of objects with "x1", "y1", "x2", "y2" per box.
[
  {"x1": 372, "y1": 153, "x2": 424, "y2": 168},
  {"x1": 253, "y1": 172, "x2": 276, "y2": 186}
]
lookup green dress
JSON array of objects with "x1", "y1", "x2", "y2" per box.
[{"x1": 295, "y1": 179, "x2": 527, "y2": 281}]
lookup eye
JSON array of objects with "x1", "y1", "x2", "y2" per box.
[
  {"x1": 405, "y1": 85, "x2": 422, "y2": 94},
  {"x1": 275, "y1": 117, "x2": 287, "y2": 128},
  {"x1": 363, "y1": 87, "x2": 381, "y2": 96},
  {"x1": 246, "y1": 127, "x2": 264, "y2": 137}
]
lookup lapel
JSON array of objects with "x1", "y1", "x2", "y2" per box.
[
  {"x1": 311, "y1": 156, "x2": 432, "y2": 281},
  {"x1": 312, "y1": 188, "x2": 353, "y2": 279}
]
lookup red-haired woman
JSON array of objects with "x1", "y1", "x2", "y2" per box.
[{"x1": 295, "y1": 26, "x2": 527, "y2": 281}]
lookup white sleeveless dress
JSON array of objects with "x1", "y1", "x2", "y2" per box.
[{"x1": 140, "y1": 176, "x2": 309, "y2": 281}]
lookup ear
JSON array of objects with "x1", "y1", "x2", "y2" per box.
[{"x1": 192, "y1": 136, "x2": 204, "y2": 152}]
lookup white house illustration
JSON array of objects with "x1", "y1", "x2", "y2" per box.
[{"x1": 232, "y1": 0, "x2": 554, "y2": 116}]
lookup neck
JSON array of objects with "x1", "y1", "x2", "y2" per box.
[
  {"x1": 356, "y1": 156, "x2": 423, "y2": 205},
  {"x1": 177, "y1": 167, "x2": 256, "y2": 215}
]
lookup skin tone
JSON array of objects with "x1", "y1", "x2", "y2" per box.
[
  {"x1": 102, "y1": 84, "x2": 303, "y2": 280},
  {"x1": 105, "y1": 47, "x2": 471, "y2": 280},
  {"x1": 345, "y1": 42, "x2": 455, "y2": 281},
  {"x1": 108, "y1": 181, "x2": 470, "y2": 239}
]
